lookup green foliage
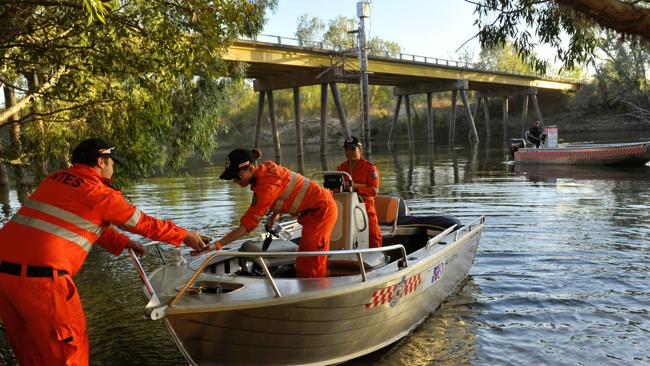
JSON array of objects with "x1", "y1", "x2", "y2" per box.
[
  {"x1": 323, "y1": 16, "x2": 357, "y2": 49},
  {"x1": 478, "y1": 42, "x2": 537, "y2": 73},
  {"x1": 472, "y1": 0, "x2": 600, "y2": 72},
  {"x1": 593, "y1": 33, "x2": 650, "y2": 108},
  {"x1": 0, "y1": 0, "x2": 277, "y2": 182},
  {"x1": 295, "y1": 15, "x2": 325, "y2": 42}
]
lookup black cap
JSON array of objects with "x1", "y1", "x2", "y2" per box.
[
  {"x1": 219, "y1": 149, "x2": 256, "y2": 180},
  {"x1": 71, "y1": 138, "x2": 124, "y2": 166},
  {"x1": 343, "y1": 136, "x2": 362, "y2": 148}
]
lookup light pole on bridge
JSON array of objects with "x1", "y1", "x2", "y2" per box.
[{"x1": 357, "y1": 1, "x2": 371, "y2": 157}]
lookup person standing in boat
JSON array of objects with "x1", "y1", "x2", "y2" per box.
[
  {"x1": 336, "y1": 136, "x2": 382, "y2": 248},
  {"x1": 526, "y1": 120, "x2": 545, "y2": 148},
  {"x1": 0, "y1": 138, "x2": 206, "y2": 366},
  {"x1": 213, "y1": 148, "x2": 337, "y2": 278}
]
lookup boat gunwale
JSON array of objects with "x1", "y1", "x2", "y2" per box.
[{"x1": 158, "y1": 221, "x2": 484, "y2": 314}]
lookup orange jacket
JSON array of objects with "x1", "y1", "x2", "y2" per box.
[
  {"x1": 240, "y1": 161, "x2": 334, "y2": 232},
  {"x1": 0, "y1": 164, "x2": 187, "y2": 275},
  {"x1": 336, "y1": 159, "x2": 380, "y2": 204}
]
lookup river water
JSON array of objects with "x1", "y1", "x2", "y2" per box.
[{"x1": 1, "y1": 130, "x2": 649, "y2": 365}]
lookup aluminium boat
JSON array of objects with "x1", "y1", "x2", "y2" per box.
[
  {"x1": 130, "y1": 172, "x2": 484, "y2": 366},
  {"x1": 511, "y1": 126, "x2": 650, "y2": 165}
]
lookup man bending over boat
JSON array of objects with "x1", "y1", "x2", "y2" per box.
[
  {"x1": 526, "y1": 120, "x2": 545, "y2": 148},
  {"x1": 336, "y1": 136, "x2": 382, "y2": 248},
  {"x1": 0, "y1": 138, "x2": 206, "y2": 366},
  {"x1": 210, "y1": 148, "x2": 337, "y2": 278}
]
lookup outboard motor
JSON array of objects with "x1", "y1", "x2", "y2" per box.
[{"x1": 510, "y1": 138, "x2": 526, "y2": 158}]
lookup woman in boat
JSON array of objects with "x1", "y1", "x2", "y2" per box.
[
  {"x1": 336, "y1": 136, "x2": 382, "y2": 248},
  {"x1": 212, "y1": 148, "x2": 337, "y2": 278}
]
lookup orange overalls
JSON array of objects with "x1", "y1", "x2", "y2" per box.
[
  {"x1": 0, "y1": 164, "x2": 188, "y2": 366},
  {"x1": 337, "y1": 159, "x2": 382, "y2": 248},
  {"x1": 240, "y1": 161, "x2": 337, "y2": 278}
]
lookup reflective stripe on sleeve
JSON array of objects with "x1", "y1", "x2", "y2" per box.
[
  {"x1": 123, "y1": 208, "x2": 142, "y2": 228},
  {"x1": 22, "y1": 199, "x2": 104, "y2": 236},
  {"x1": 289, "y1": 178, "x2": 311, "y2": 215},
  {"x1": 11, "y1": 214, "x2": 94, "y2": 252}
]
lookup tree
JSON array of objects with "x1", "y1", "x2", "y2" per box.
[
  {"x1": 295, "y1": 14, "x2": 325, "y2": 45},
  {"x1": 477, "y1": 42, "x2": 537, "y2": 73},
  {"x1": 0, "y1": 0, "x2": 277, "y2": 183},
  {"x1": 470, "y1": 0, "x2": 650, "y2": 72}
]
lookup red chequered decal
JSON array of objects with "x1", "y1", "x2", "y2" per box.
[
  {"x1": 365, "y1": 274, "x2": 423, "y2": 309},
  {"x1": 516, "y1": 145, "x2": 648, "y2": 160}
]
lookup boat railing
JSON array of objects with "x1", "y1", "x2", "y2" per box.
[
  {"x1": 133, "y1": 216, "x2": 485, "y2": 319},
  {"x1": 170, "y1": 244, "x2": 409, "y2": 304}
]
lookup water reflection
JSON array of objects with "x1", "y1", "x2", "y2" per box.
[
  {"x1": 347, "y1": 277, "x2": 480, "y2": 366},
  {"x1": 1, "y1": 132, "x2": 650, "y2": 365},
  {"x1": 515, "y1": 163, "x2": 650, "y2": 183}
]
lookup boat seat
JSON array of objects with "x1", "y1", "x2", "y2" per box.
[
  {"x1": 375, "y1": 195, "x2": 400, "y2": 238},
  {"x1": 239, "y1": 239, "x2": 297, "y2": 268},
  {"x1": 327, "y1": 252, "x2": 388, "y2": 277},
  {"x1": 330, "y1": 192, "x2": 369, "y2": 250}
]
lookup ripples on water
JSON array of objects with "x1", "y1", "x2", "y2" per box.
[{"x1": 1, "y1": 132, "x2": 649, "y2": 365}]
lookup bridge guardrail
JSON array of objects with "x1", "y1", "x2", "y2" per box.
[{"x1": 239, "y1": 34, "x2": 582, "y2": 84}]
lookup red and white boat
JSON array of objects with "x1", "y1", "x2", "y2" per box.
[{"x1": 511, "y1": 126, "x2": 650, "y2": 165}]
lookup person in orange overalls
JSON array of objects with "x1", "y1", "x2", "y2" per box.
[
  {"x1": 211, "y1": 148, "x2": 337, "y2": 278},
  {"x1": 0, "y1": 138, "x2": 206, "y2": 366},
  {"x1": 337, "y1": 136, "x2": 382, "y2": 248}
]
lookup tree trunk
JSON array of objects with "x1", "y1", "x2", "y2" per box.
[
  {"x1": 27, "y1": 71, "x2": 48, "y2": 179},
  {"x1": 3, "y1": 85, "x2": 29, "y2": 202}
]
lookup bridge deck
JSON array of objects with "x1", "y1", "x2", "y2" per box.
[{"x1": 224, "y1": 39, "x2": 580, "y2": 92}]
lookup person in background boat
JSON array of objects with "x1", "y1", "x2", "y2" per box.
[
  {"x1": 0, "y1": 138, "x2": 206, "y2": 366},
  {"x1": 526, "y1": 120, "x2": 546, "y2": 148},
  {"x1": 336, "y1": 136, "x2": 382, "y2": 248},
  {"x1": 211, "y1": 148, "x2": 337, "y2": 278}
]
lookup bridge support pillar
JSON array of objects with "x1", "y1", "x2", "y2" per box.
[
  {"x1": 483, "y1": 98, "x2": 490, "y2": 139},
  {"x1": 388, "y1": 95, "x2": 402, "y2": 146},
  {"x1": 460, "y1": 89, "x2": 479, "y2": 143},
  {"x1": 531, "y1": 94, "x2": 544, "y2": 127},
  {"x1": 448, "y1": 90, "x2": 458, "y2": 145},
  {"x1": 320, "y1": 83, "x2": 329, "y2": 171},
  {"x1": 293, "y1": 87, "x2": 305, "y2": 174},
  {"x1": 254, "y1": 91, "x2": 265, "y2": 149},
  {"x1": 426, "y1": 92, "x2": 435, "y2": 173},
  {"x1": 405, "y1": 95, "x2": 413, "y2": 149},
  {"x1": 502, "y1": 96, "x2": 509, "y2": 136},
  {"x1": 267, "y1": 90, "x2": 282, "y2": 164},
  {"x1": 330, "y1": 83, "x2": 351, "y2": 139},
  {"x1": 472, "y1": 97, "x2": 481, "y2": 124},
  {"x1": 521, "y1": 95, "x2": 529, "y2": 138}
]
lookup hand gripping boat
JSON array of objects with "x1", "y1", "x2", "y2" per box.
[{"x1": 130, "y1": 172, "x2": 485, "y2": 366}]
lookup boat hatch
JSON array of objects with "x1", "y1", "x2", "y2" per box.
[{"x1": 178, "y1": 281, "x2": 244, "y2": 295}]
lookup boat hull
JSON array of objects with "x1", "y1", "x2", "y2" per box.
[
  {"x1": 159, "y1": 227, "x2": 482, "y2": 366},
  {"x1": 514, "y1": 142, "x2": 650, "y2": 165}
]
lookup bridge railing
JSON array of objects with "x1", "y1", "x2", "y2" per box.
[{"x1": 239, "y1": 34, "x2": 581, "y2": 84}]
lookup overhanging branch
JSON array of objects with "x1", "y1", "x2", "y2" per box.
[{"x1": 0, "y1": 66, "x2": 68, "y2": 127}]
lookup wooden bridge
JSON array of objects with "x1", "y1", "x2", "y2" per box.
[{"x1": 223, "y1": 35, "x2": 582, "y2": 172}]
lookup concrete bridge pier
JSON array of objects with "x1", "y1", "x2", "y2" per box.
[
  {"x1": 448, "y1": 90, "x2": 457, "y2": 146},
  {"x1": 252, "y1": 74, "x2": 353, "y2": 171},
  {"x1": 390, "y1": 79, "x2": 479, "y2": 148},
  {"x1": 320, "y1": 83, "x2": 329, "y2": 171},
  {"x1": 293, "y1": 87, "x2": 305, "y2": 174},
  {"x1": 475, "y1": 87, "x2": 543, "y2": 139}
]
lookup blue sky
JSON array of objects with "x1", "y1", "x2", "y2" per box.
[
  {"x1": 263, "y1": 0, "x2": 559, "y2": 63},
  {"x1": 264, "y1": 0, "x2": 495, "y2": 61}
]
